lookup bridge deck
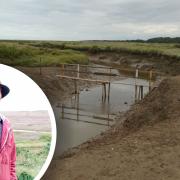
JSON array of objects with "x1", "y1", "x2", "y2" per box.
[{"x1": 56, "y1": 75, "x2": 110, "y2": 84}]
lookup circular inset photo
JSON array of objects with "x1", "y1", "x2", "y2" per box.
[{"x1": 0, "y1": 64, "x2": 56, "y2": 180}]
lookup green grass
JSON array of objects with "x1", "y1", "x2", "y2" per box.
[
  {"x1": 1, "y1": 40, "x2": 180, "y2": 67},
  {"x1": 16, "y1": 133, "x2": 51, "y2": 178},
  {"x1": 38, "y1": 41, "x2": 180, "y2": 59},
  {"x1": 0, "y1": 42, "x2": 89, "y2": 66}
]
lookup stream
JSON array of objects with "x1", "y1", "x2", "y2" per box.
[{"x1": 53, "y1": 65, "x2": 150, "y2": 156}]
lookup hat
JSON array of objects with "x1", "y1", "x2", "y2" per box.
[{"x1": 0, "y1": 83, "x2": 10, "y2": 98}]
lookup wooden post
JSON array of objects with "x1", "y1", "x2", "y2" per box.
[
  {"x1": 135, "y1": 65, "x2": 139, "y2": 88},
  {"x1": 135, "y1": 66, "x2": 139, "y2": 79},
  {"x1": 107, "y1": 95, "x2": 110, "y2": 126},
  {"x1": 104, "y1": 83, "x2": 107, "y2": 102},
  {"x1": 109, "y1": 68, "x2": 112, "y2": 81},
  {"x1": 74, "y1": 79, "x2": 77, "y2": 94},
  {"x1": 140, "y1": 86, "x2": 144, "y2": 99},
  {"x1": 77, "y1": 64, "x2": 80, "y2": 78},
  {"x1": 135, "y1": 84, "x2": 138, "y2": 102},
  {"x1": 108, "y1": 82, "x2": 111, "y2": 102},
  {"x1": 62, "y1": 104, "x2": 64, "y2": 119},
  {"x1": 102, "y1": 84, "x2": 104, "y2": 102},
  {"x1": 149, "y1": 68, "x2": 153, "y2": 91},
  {"x1": 76, "y1": 93, "x2": 79, "y2": 121},
  {"x1": 138, "y1": 86, "x2": 141, "y2": 100}
]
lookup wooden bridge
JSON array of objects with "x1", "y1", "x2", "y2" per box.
[
  {"x1": 56, "y1": 63, "x2": 158, "y2": 102},
  {"x1": 57, "y1": 104, "x2": 113, "y2": 127}
]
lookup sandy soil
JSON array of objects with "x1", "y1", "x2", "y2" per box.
[{"x1": 43, "y1": 75, "x2": 180, "y2": 180}]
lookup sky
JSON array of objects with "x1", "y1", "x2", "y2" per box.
[
  {"x1": 0, "y1": 64, "x2": 52, "y2": 111},
  {"x1": 0, "y1": 0, "x2": 180, "y2": 40}
]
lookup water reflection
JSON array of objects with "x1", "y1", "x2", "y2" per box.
[{"x1": 54, "y1": 77, "x2": 150, "y2": 156}]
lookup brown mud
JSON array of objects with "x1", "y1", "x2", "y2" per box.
[
  {"x1": 13, "y1": 53, "x2": 180, "y2": 180},
  {"x1": 43, "y1": 75, "x2": 180, "y2": 180},
  {"x1": 88, "y1": 52, "x2": 180, "y2": 76}
]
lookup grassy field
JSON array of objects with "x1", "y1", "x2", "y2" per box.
[
  {"x1": 52, "y1": 41, "x2": 180, "y2": 58},
  {"x1": 0, "y1": 40, "x2": 180, "y2": 67},
  {"x1": 16, "y1": 133, "x2": 51, "y2": 179},
  {"x1": 0, "y1": 41, "x2": 89, "y2": 66}
]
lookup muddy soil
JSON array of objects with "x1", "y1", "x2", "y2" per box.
[
  {"x1": 13, "y1": 55, "x2": 180, "y2": 180},
  {"x1": 16, "y1": 65, "x2": 124, "y2": 106},
  {"x1": 16, "y1": 66, "x2": 94, "y2": 105},
  {"x1": 88, "y1": 52, "x2": 180, "y2": 76},
  {"x1": 43, "y1": 75, "x2": 180, "y2": 180}
]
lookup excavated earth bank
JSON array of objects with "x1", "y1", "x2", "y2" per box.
[{"x1": 42, "y1": 74, "x2": 180, "y2": 180}]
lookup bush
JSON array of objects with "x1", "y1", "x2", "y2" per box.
[
  {"x1": 89, "y1": 45, "x2": 101, "y2": 53},
  {"x1": 18, "y1": 172, "x2": 34, "y2": 180},
  {"x1": 0, "y1": 45, "x2": 33, "y2": 59},
  {"x1": 174, "y1": 44, "x2": 180, "y2": 48}
]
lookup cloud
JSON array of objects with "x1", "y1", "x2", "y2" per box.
[{"x1": 0, "y1": 0, "x2": 179, "y2": 40}]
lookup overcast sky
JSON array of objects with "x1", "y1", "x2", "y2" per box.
[
  {"x1": 0, "y1": 0, "x2": 179, "y2": 40},
  {"x1": 0, "y1": 64, "x2": 51, "y2": 111}
]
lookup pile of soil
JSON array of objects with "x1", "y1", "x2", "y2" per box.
[{"x1": 43, "y1": 75, "x2": 180, "y2": 180}]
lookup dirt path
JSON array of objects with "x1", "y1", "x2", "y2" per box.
[{"x1": 43, "y1": 76, "x2": 180, "y2": 180}]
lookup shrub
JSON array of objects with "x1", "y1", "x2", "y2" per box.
[{"x1": 89, "y1": 45, "x2": 101, "y2": 53}]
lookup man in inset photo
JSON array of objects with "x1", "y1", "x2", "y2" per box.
[{"x1": 0, "y1": 82, "x2": 17, "y2": 180}]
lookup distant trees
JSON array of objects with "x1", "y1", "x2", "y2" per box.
[
  {"x1": 122, "y1": 37, "x2": 180, "y2": 43},
  {"x1": 147, "y1": 37, "x2": 180, "y2": 43}
]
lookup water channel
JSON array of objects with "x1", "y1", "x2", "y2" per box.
[{"x1": 54, "y1": 65, "x2": 151, "y2": 156}]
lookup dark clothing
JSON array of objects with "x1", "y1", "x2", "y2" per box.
[{"x1": 0, "y1": 119, "x2": 2, "y2": 145}]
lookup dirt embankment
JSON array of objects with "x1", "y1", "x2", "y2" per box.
[
  {"x1": 16, "y1": 52, "x2": 180, "y2": 106},
  {"x1": 43, "y1": 75, "x2": 180, "y2": 180},
  {"x1": 88, "y1": 52, "x2": 180, "y2": 76},
  {"x1": 16, "y1": 66, "x2": 93, "y2": 105},
  {"x1": 16, "y1": 64, "x2": 121, "y2": 105}
]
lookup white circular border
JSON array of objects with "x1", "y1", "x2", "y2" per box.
[
  {"x1": 34, "y1": 102, "x2": 57, "y2": 180},
  {"x1": 34, "y1": 106, "x2": 57, "y2": 180},
  {"x1": 0, "y1": 64, "x2": 57, "y2": 180}
]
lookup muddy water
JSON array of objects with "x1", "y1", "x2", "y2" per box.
[{"x1": 53, "y1": 71, "x2": 150, "y2": 156}]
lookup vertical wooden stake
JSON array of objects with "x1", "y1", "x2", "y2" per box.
[
  {"x1": 62, "y1": 104, "x2": 64, "y2": 119},
  {"x1": 135, "y1": 66, "x2": 139, "y2": 88},
  {"x1": 109, "y1": 68, "x2": 112, "y2": 81},
  {"x1": 140, "y1": 86, "x2": 144, "y2": 99},
  {"x1": 135, "y1": 85, "x2": 138, "y2": 102},
  {"x1": 74, "y1": 79, "x2": 77, "y2": 94},
  {"x1": 135, "y1": 67, "x2": 139, "y2": 79},
  {"x1": 104, "y1": 83, "x2": 107, "y2": 102},
  {"x1": 138, "y1": 86, "x2": 141, "y2": 100},
  {"x1": 77, "y1": 64, "x2": 80, "y2": 78},
  {"x1": 102, "y1": 84, "x2": 104, "y2": 102},
  {"x1": 77, "y1": 93, "x2": 79, "y2": 121},
  {"x1": 149, "y1": 69, "x2": 153, "y2": 91},
  {"x1": 108, "y1": 82, "x2": 111, "y2": 102}
]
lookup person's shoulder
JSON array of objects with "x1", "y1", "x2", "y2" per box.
[{"x1": 0, "y1": 113, "x2": 10, "y2": 125}]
